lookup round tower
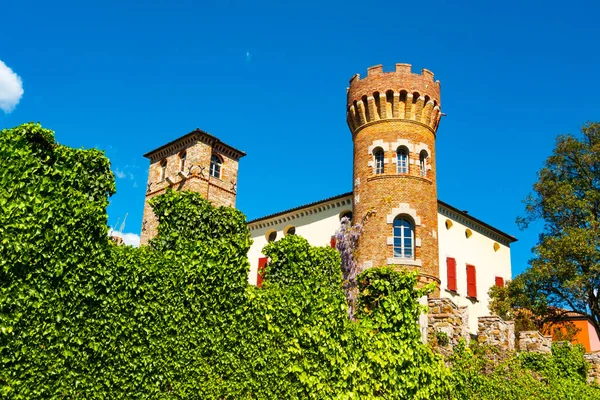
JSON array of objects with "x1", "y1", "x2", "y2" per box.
[{"x1": 347, "y1": 63, "x2": 442, "y2": 293}]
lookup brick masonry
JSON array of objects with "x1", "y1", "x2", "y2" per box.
[
  {"x1": 140, "y1": 129, "x2": 245, "y2": 245},
  {"x1": 347, "y1": 64, "x2": 442, "y2": 294}
]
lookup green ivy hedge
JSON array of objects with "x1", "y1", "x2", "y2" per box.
[
  {"x1": 1, "y1": 123, "x2": 599, "y2": 399},
  {"x1": 0, "y1": 123, "x2": 450, "y2": 398}
]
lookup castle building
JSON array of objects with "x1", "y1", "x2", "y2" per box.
[{"x1": 140, "y1": 63, "x2": 517, "y2": 334}]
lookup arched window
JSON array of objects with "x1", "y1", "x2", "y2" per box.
[
  {"x1": 179, "y1": 151, "x2": 186, "y2": 172},
  {"x1": 210, "y1": 154, "x2": 222, "y2": 178},
  {"x1": 266, "y1": 230, "x2": 277, "y2": 242},
  {"x1": 419, "y1": 150, "x2": 428, "y2": 177},
  {"x1": 339, "y1": 210, "x2": 353, "y2": 222},
  {"x1": 393, "y1": 216, "x2": 414, "y2": 258},
  {"x1": 373, "y1": 147, "x2": 384, "y2": 174},
  {"x1": 285, "y1": 226, "x2": 296, "y2": 236},
  {"x1": 160, "y1": 159, "x2": 167, "y2": 181},
  {"x1": 397, "y1": 147, "x2": 408, "y2": 174}
]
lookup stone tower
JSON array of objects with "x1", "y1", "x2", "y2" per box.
[
  {"x1": 140, "y1": 128, "x2": 246, "y2": 245},
  {"x1": 346, "y1": 64, "x2": 443, "y2": 293}
]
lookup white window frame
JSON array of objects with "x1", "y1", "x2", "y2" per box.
[
  {"x1": 374, "y1": 148, "x2": 384, "y2": 174},
  {"x1": 419, "y1": 151, "x2": 428, "y2": 177},
  {"x1": 210, "y1": 154, "x2": 222, "y2": 178},
  {"x1": 393, "y1": 216, "x2": 414, "y2": 259},
  {"x1": 397, "y1": 148, "x2": 408, "y2": 174}
]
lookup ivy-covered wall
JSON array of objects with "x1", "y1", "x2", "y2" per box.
[
  {"x1": 0, "y1": 124, "x2": 451, "y2": 398},
  {"x1": 2, "y1": 123, "x2": 599, "y2": 399}
]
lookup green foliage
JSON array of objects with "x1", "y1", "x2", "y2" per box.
[
  {"x1": 262, "y1": 233, "x2": 341, "y2": 290},
  {"x1": 3, "y1": 123, "x2": 598, "y2": 398},
  {"x1": 0, "y1": 123, "x2": 452, "y2": 398},
  {"x1": 436, "y1": 331, "x2": 450, "y2": 347},
  {"x1": 450, "y1": 340, "x2": 600, "y2": 399},
  {"x1": 516, "y1": 122, "x2": 600, "y2": 339}
]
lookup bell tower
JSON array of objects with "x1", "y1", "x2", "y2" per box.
[
  {"x1": 347, "y1": 63, "x2": 443, "y2": 292},
  {"x1": 139, "y1": 128, "x2": 245, "y2": 245}
]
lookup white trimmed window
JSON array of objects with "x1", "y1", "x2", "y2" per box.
[
  {"x1": 419, "y1": 150, "x2": 428, "y2": 177},
  {"x1": 397, "y1": 147, "x2": 408, "y2": 174},
  {"x1": 393, "y1": 216, "x2": 414, "y2": 258},
  {"x1": 373, "y1": 147, "x2": 384, "y2": 174},
  {"x1": 210, "y1": 154, "x2": 222, "y2": 178}
]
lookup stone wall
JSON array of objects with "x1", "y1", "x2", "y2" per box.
[
  {"x1": 428, "y1": 298, "x2": 469, "y2": 355},
  {"x1": 427, "y1": 297, "x2": 600, "y2": 385},
  {"x1": 477, "y1": 316, "x2": 515, "y2": 352},
  {"x1": 518, "y1": 330, "x2": 552, "y2": 353},
  {"x1": 585, "y1": 353, "x2": 600, "y2": 384}
]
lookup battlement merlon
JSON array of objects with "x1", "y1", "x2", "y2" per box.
[{"x1": 347, "y1": 63, "x2": 441, "y2": 108}]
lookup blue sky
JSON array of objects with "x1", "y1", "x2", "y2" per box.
[{"x1": 1, "y1": 0, "x2": 599, "y2": 275}]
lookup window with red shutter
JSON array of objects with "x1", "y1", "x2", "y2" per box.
[
  {"x1": 446, "y1": 257, "x2": 457, "y2": 292},
  {"x1": 495, "y1": 276, "x2": 505, "y2": 288},
  {"x1": 257, "y1": 257, "x2": 268, "y2": 288},
  {"x1": 466, "y1": 264, "x2": 477, "y2": 298},
  {"x1": 330, "y1": 237, "x2": 337, "y2": 249}
]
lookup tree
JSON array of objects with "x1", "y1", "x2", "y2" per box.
[{"x1": 515, "y1": 122, "x2": 600, "y2": 339}]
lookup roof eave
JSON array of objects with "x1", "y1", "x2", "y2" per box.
[{"x1": 143, "y1": 128, "x2": 247, "y2": 160}]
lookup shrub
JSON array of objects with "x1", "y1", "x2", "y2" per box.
[{"x1": 436, "y1": 331, "x2": 450, "y2": 347}]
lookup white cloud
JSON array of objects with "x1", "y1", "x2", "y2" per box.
[
  {"x1": 108, "y1": 230, "x2": 141, "y2": 247},
  {"x1": 121, "y1": 233, "x2": 141, "y2": 247},
  {"x1": 114, "y1": 168, "x2": 127, "y2": 179},
  {"x1": 0, "y1": 60, "x2": 24, "y2": 113}
]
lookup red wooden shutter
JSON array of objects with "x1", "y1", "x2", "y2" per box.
[
  {"x1": 330, "y1": 237, "x2": 337, "y2": 249},
  {"x1": 446, "y1": 257, "x2": 457, "y2": 291},
  {"x1": 257, "y1": 257, "x2": 268, "y2": 288},
  {"x1": 495, "y1": 276, "x2": 505, "y2": 288},
  {"x1": 466, "y1": 264, "x2": 477, "y2": 298}
]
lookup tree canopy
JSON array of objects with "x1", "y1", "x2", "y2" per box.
[{"x1": 504, "y1": 122, "x2": 600, "y2": 338}]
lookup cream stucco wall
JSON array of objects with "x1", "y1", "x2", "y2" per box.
[
  {"x1": 437, "y1": 205, "x2": 513, "y2": 334},
  {"x1": 247, "y1": 195, "x2": 514, "y2": 335},
  {"x1": 247, "y1": 195, "x2": 353, "y2": 285}
]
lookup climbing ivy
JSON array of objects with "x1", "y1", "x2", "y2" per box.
[
  {"x1": 0, "y1": 123, "x2": 451, "y2": 398},
  {"x1": 2, "y1": 123, "x2": 596, "y2": 399}
]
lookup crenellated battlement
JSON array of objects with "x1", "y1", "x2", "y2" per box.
[
  {"x1": 347, "y1": 63, "x2": 442, "y2": 134},
  {"x1": 348, "y1": 63, "x2": 439, "y2": 85}
]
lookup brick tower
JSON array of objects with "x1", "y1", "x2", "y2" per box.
[
  {"x1": 140, "y1": 128, "x2": 245, "y2": 245},
  {"x1": 346, "y1": 64, "x2": 443, "y2": 293}
]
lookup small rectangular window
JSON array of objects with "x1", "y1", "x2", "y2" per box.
[
  {"x1": 446, "y1": 257, "x2": 457, "y2": 291},
  {"x1": 466, "y1": 264, "x2": 477, "y2": 298},
  {"x1": 257, "y1": 257, "x2": 268, "y2": 288}
]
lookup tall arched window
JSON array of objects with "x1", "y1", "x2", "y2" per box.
[
  {"x1": 373, "y1": 147, "x2": 384, "y2": 174},
  {"x1": 210, "y1": 154, "x2": 222, "y2": 178},
  {"x1": 160, "y1": 159, "x2": 167, "y2": 181},
  {"x1": 419, "y1": 150, "x2": 428, "y2": 177},
  {"x1": 397, "y1": 147, "x2": 408, "y2": 174},
  {"x1": 393, "y1": 216, "x2": 414, "y2": 258},
  {"x1": 179, "y1": 151, "x2": 186, "y2": 172}
]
